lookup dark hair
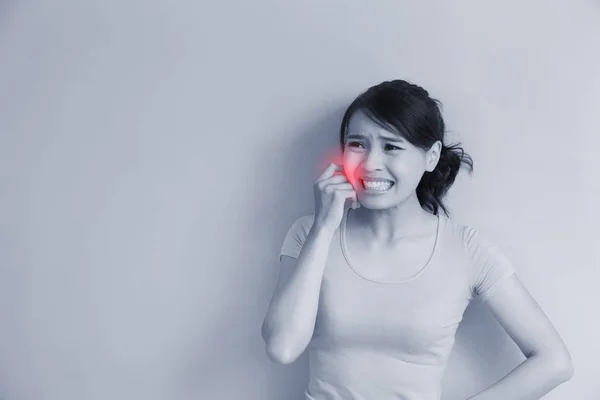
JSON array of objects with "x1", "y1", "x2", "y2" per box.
[{"x1": 339, "y1": 79, "x2": 473, "y2": 216}]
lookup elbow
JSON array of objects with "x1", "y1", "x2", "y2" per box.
[
  {"x1": 552, "y1": 356, "x2": 574, "y2": 383},
  {"x1": 527, "y1": 347, "x2": 574, "y2": 385},
  {"x1": 265, "y1": 341, "x2": 301, "y2": 365},
  {"x1": 262, "y1": 331, "x2": 306, "y2": 364},
  {"x1": 261, "y1": 324, "x2": 298, "y2": 364},
  {"x1": 261, "y1": 320, "x2": 310, "y2": 364},
  {"x1": 540, "y1": 350, "x2": 574, "y2": 384}
]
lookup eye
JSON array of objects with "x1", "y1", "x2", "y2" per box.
[
  {"x1": 347, "y1": 141, "x2": 364, "y2": 148},
  {"x1": 385, "y1": 144, "x2": 403, "y2": 151}
]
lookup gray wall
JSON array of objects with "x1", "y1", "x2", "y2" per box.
[{"x1": 1, "y1": 1, "x2": 598, "y2": 399}]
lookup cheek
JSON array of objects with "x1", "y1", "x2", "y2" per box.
[
  {"x1": 399, "y1": 159, "x2": 428, "y2": 186},
  {"x1": 404, "y1": 158, "x2": 427, "y2": 174},
  {"x1": 388, "y1": 159, "x2": 428, "y2": 189},
  {"x1": 342, "y1": 154, "x2": 361, "y2": 187}
]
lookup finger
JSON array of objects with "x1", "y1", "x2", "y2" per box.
[
  {"x1": 332, "y1": 188, "x2": 357, "y2": 201},
  {"x1": 336, "y1": 193, "x2": 358, "y2": 210},
  {"x1": 323, "y1": 182, "x2": 353, "y2": 193},
  {"x1": 316, "y1": 163, "x2": 342, "y2": 182},
  {"x1": 319, "y1": 174, "x2": 349, "y2": 186}
]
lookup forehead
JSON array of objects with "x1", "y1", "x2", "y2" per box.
[{"x1": 346, "y1": 110, "x2": 405, "y2": 142}]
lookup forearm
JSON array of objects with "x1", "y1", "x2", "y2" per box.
[
  {"x1": 262, "y1": 226, "x2": 334, "y2": 363},
  {"x1": 467, "y1": 354, "x2": 573, "y2": 400}
]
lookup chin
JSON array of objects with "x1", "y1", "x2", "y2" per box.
[
  {"x1": 357, "y1": 198, "x2": 400, "y2": 210},
  {"x1": 357, "y1": 192, "x2": 412, "y2": 210}
]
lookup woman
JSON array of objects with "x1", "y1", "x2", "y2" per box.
[{"x1": 261, "y1": 80, "x2": 573, "y2": 399}]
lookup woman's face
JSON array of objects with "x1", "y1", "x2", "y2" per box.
[{"x1": 342, "y1": 110, "x2": 439, "y2": 210}]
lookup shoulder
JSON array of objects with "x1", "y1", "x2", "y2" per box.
[
  {"x1": 288, "y1": 214, "x2": 315, "y2": 234},
  {"x1": 442, "y1": 217, "x2": 516, "y2": 300},
  {"x1": 440, "y1": 216, "x2": 484, "y2": 253},
  {"x1": 440, "y1": 217, "x2": 508, "y2": 272},
  {"x1": 278, "y1": 214, "x2": 316, "y2": 260}
]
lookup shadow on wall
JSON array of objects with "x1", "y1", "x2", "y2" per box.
[{"x1": 170, "y1": 107, "x2": 346, "y2": 400}]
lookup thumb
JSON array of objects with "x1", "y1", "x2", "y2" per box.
[{"x1": 351, "y1": 192, "x2": 359, "y2": 209}]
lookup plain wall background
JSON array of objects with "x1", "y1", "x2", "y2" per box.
[{"x1": 1, "y1": 1, "x2": 599, "y2": 399}]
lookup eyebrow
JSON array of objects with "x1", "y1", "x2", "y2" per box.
[{"x1": 344, "y1": 133, "x2": 405, "y2": 143}]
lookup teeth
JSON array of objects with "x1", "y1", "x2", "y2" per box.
[{"x1": 363, "y1": 180, "x2": 393, "y2": 190}]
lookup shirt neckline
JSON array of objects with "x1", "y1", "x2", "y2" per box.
[{"x1": 340, "y1": 206, "x2": 444, "y2": 285}]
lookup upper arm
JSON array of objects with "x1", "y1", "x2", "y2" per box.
[
  {"x1": 267, "y1": 214, "x2": 313, "y2": 306},
  {"x1": 462, "y1": 226, "x2": 516, "y2": 301},
  {"x1": 262, "y1": 215, "x2": 312, "y2": 339},
  {"x1": 273, "y1": 214, "x2": 313, "y2": 294},
  {"x1": 278, "y1": 214, "x2": 315, "y2": 261},
  {"x1": 482, "y1": 274, "x2": 573, "y2": 370},
  {"x1": 461, "y1": 225, "x2": 572, "y2": 370}
]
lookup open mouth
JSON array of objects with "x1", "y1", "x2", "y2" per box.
[{"x1": 360, "y1": 179, "x2": 395, "y2": 192}]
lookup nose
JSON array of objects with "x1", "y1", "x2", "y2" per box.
[{"x1": 361, "y1": 148, "x2": 385, "y2": 172}]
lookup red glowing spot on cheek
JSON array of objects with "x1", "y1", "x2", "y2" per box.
[{"x1": 318, "y1": 148, "x2": 358, "y2": 188}]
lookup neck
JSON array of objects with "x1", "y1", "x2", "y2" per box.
[{"x1": 352, "y1": 193, "x2": 435, "y2": 243}]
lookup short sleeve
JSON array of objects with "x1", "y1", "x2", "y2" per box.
[
  {"x1": 462, "y1": 226, "x2": 517, "y2": 302},
  {"x1": 279, "y1": 215, "x2": 315, "y2": 261}
]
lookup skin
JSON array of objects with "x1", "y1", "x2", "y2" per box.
[
  {"x1": 342, "y1": 109, "x2": 442, "y2": 244},
  {"x1": 342, "y1": 109, "x2": 574, "y2": 398}
]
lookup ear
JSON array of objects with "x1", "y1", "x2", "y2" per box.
[{"x1": 425, "y1": 141, "x2": 442, "y2": 172}]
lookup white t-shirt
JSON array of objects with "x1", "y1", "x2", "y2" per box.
[{"x1": 278, "y1": 207, "x2": 516, "y2": 400}]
